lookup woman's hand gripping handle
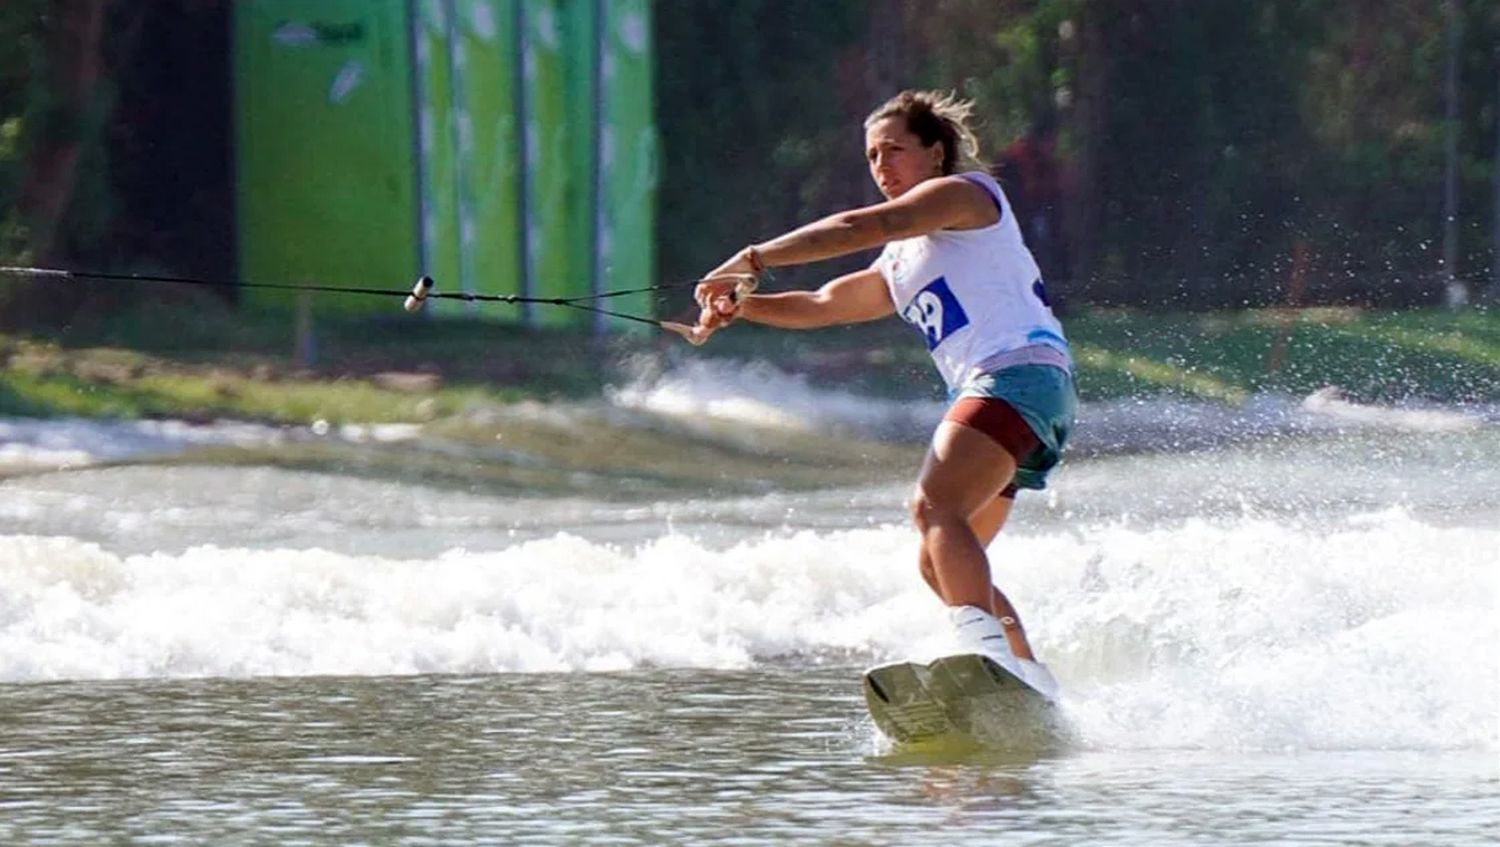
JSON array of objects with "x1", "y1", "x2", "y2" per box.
[{"x1": 660, "y1": 246, "x2": 769, "y2": 346}]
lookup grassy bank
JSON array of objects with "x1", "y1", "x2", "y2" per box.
[{"x1": 1, "y1": 299, "x2": 1496, "y2": 426}]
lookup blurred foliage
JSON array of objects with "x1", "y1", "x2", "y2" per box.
[
  {"x1": 0, "y1": 0, "x2": 121, "y2": 328},
  {"x1": 0, "y1": 0, "x2": 43, "y2": 265},
  {"x1": 657, "y1": 0, "x2": 1500, "y2": 309},
  {"x1": 654, "y1": 0, "x2": 872, "y2": 297},
  {"x1": 0, "y1": 1, "x2": 1497, "y2": 325}
]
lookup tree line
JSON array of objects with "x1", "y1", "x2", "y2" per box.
[
  {"x1": 658, "y1": 0, "x2": 1500, "y2": 310},
  {"x1": 1, "y1": 0, "x2": 1497, "y2": 329}
]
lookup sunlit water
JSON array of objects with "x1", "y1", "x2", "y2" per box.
[
  {"x1": 1, "y1": 672, "x2": 1493, "y2": 845},
  {"x1": 0, "y1": 363, "x2": 1495, "y2": 844}
]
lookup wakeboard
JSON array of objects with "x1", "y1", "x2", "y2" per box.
[{"x1": 862, "y1": 653, "x2": 1067, "y2": 750}]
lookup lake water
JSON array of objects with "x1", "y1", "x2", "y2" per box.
[{"x1": 0, "y1": 361, "x2": 1495, "y2": 844}]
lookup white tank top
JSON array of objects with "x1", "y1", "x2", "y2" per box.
[{"x1": 874, "y1": 171, "x2": 1070, "y2": 391}]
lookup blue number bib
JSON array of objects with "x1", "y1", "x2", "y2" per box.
[{"x1": 901, "y1": 276, "x2": 970, "y2": 351}]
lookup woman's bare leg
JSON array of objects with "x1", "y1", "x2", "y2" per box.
[
  {"x1": 918, "y1": 493, "x2": 1035, "y2": 660},
  {"x1": 911, "y1": 420, "x2": 1042, "y2": 660}
]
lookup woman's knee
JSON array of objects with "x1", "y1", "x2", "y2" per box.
[
  {"x1": 917, "y1": 550, "x2": 937, "y2": 583},
  {"x1": 909, "y1": 490, "x2": 961, "y2": 533}
]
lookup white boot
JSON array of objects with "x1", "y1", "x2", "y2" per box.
[
  {"x1": 949, "y1": 606, "x2": 1060, "y2": 700},
  {"x1": 1016, "y1": 659, "x2": 1060, "y2": 702},
  {"x1": 948, "y1": 605, "x2": 1024, "y2": 678}
]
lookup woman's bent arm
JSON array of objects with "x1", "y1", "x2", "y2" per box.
[{"x1": 739, "y1": 268, "x2": 895, "y2": 330}]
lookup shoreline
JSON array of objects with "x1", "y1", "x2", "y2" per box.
[{"x1": 1, "y1": 305, "x2": 1496, "y2": 428}]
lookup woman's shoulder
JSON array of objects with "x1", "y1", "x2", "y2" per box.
[
  {"x1": 950, "y1": 170, "x2": 1003, "y2": 197},
  {"x1": 936, "y1": 172, "x2": 1005, "y2": 226},
  {"x1": 954, "y1": 169, "x2": 998, "y2": 184}
]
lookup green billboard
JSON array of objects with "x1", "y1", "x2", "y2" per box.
[
  {"x1": 411, "y1": 0, "x2": 525, "y2": 322},
  {"x1": 599, "y1": 0, "x2": 657, "y2": 331},
  {"x1": 235, "y1": 0, "x2": 420, "y2": 314},
  {"x1": 455, "y1": 0, "x2": 524, "y2": 323},
  {"x1": 235, "y1": 0, "x2": 654, "y2": 330}
]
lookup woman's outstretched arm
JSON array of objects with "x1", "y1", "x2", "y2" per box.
[{"x1": 743, "y1": 176, "x2": 995, "y2": 269}]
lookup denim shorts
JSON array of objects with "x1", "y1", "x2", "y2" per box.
[{"x1": 952, "y1": 364, "x2": 1077, "y2": 490}]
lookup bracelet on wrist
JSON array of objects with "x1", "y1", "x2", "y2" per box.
[{"x1": 743, "y1": 245, "x2": 772, "y2": 292}]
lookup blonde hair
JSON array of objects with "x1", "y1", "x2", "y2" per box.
[{"x1": 864, "y1": 90, "x2": 983, "y2": 175}]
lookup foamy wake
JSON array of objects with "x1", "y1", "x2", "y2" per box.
[
  {"x1": 607, "y1": 359, "x2": 939, "y2": 440},
  {"x1": 610, "y1": 359, "x2": 1496, "y2": 448},
  {"x1": 1, "y1": 365, "x2": 1489, "y2": 473},
  {"x1": 1, "y1": 510, "x2": 1493, "y2": 752},
  {"x1": 0, "y1": 418, "x2": 419, "y2": 473},
  {"x1": 0, "y1": 419, "x2": 287, "y2": 471}
]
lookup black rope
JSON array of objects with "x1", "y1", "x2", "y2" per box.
[{"x1": 0, "y1": 265, "x2": 709, "y2": 327}]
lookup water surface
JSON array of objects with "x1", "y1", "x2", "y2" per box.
[
  {"x1": 1, "y1": 671, "x2": 1493, "y2": 845},
  {"x1": 0, "y1": 369, "x2": 1495, "y2": 844}
]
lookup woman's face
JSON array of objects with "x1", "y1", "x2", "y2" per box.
[{"x1": 865, "y1": 116, "x2": 944, "y2": 200}]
